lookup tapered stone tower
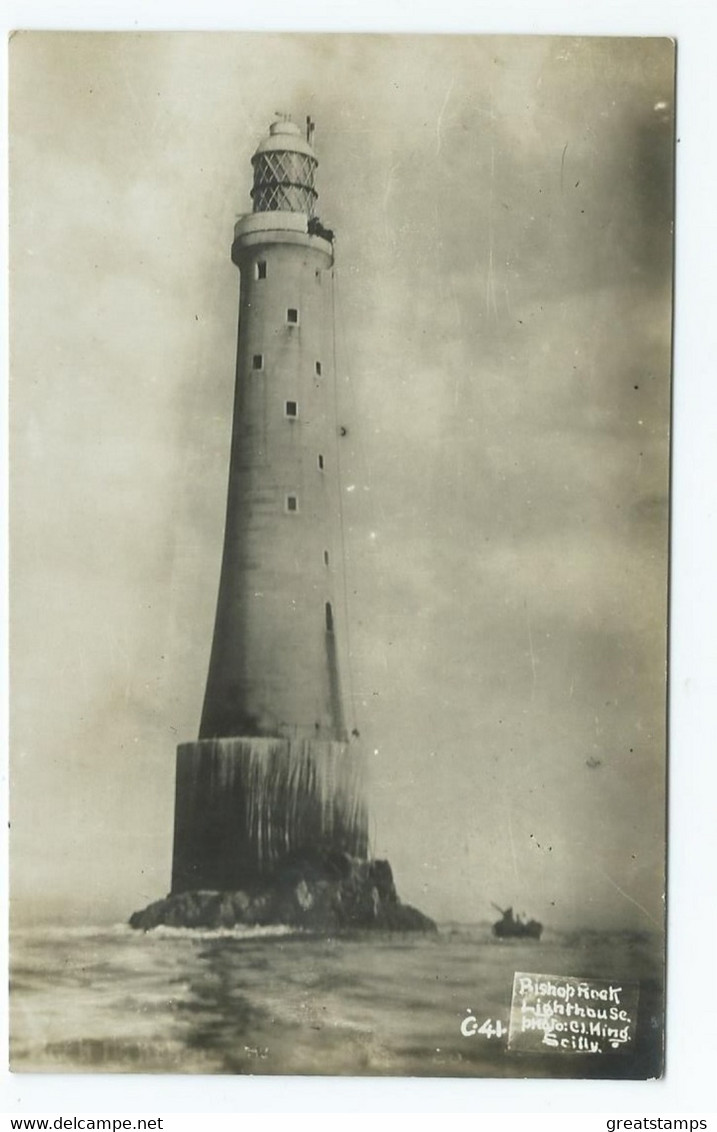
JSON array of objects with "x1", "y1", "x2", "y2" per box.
[
  {"x1": 170, "y1": 118, "x2": 368, "y2": 894},
  {"x1": 130, "y1": 117, "x2": 434, "y2": 933}
]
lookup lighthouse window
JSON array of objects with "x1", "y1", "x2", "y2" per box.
[
  {"x1": 287, "y1": 308, "x2": 299, "y2": 325},
  {"x1": 252, "y1": 354, "x2": 263, "y2": 370},
  {"x1": 324, "y1": 550, "x2": 330, "y2": 566},
  {"x1": 255, "y1": 260, "x2": 267, "y2": 280},
  {"x1": 285, "y1": 400, "x2": 298, "y2": 418},
  {"x1": 325, "y1": 602, "x2": 334, "y2": 633},
  {"x1": 286, "y1": 494, "x2": 298, "y2": 513},
  {"x1": 318, "y1": 454, "x2": 324, "y2": 471},
  {"x1": 315, "y1": 361, "x2": 322, "y2": 376}
]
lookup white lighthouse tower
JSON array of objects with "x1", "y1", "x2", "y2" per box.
[
  {"x1": 170, "y1": 117, "x2": 368, "y2": 893},
  {"x1": 130, "y1": 116, "x2": 434, "y2": 933}
]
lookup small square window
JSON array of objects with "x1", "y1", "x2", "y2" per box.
[
  {"x1": 285, "y1": 400, "x2": 298, "y2": 418},
  {"x1": 256, "y1": 261, "x2": 267, "y2": 280},
  {"x1": 252, "y1": 354, "x2": 263, "y2": 370},
  {"x1": 315, "y1": 361, "x2": 322, "y2": 376},
  {"x1": 287, "y1": 308, "x2": 299, "y2": 324},
  {"x1": 317, "y1": 454, "x2": 324, "y2": 471},
  {"x1": 286, "y1": 494, "x2": 298, "y2": 513}
]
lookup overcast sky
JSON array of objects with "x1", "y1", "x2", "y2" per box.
[{"x1": 10, "y1": 33, "x2": 674, "y2": 928}]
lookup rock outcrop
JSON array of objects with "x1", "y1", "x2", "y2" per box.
[{"x1": 130, "y1": 854, "x2": 436, "y2": 933}]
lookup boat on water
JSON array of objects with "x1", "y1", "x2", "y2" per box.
[{"x1": 491, "y1": 904, "x2": 543, "y2": 940}]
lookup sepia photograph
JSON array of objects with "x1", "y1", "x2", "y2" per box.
[{"x1": 9, "y1": 31, "x2": 673, "y2": 1080}]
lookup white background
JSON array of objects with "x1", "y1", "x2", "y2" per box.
[{"x1": 1, "y1": 0, "x2": 716, "y2": 1120}]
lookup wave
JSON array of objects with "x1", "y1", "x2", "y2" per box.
[
  {"x1": 10, "y1": 922, "x2": 134, "y2": 942},
  {"x1": 143, "y1": 922, "x2": 304, "y2": 940},
  {"x1": 12, "y1": 920, "x2": 307, "y2": 944}
]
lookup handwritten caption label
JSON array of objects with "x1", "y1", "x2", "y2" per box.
[{"x1": 508, "y1": 971, "x2": 639, "y2": 1055}]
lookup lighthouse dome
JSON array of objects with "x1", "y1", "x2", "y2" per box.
[
  {"x1": 251, "y1": 118, "x2": 318, "y2": 216},
  {"x1": 253, "y1": 118, "x2": 316, "y2": 159}
]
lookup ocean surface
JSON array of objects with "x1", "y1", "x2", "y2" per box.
[{"x1": 10, "y1": 923, "x2": 664, "y2": 1078}]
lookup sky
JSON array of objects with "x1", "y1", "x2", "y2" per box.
[{"x1": 9, "y1": 32, "x2": 674, "y2": 929}]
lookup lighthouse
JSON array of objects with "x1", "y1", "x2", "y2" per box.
[
  {"x1": 131, "y1": 117, "x2": 434, "y2": 932},
  {"x1": 169, "y1": 117, "x2": 368, "y2": 894}
]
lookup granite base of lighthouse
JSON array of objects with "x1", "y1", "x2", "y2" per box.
[
  {"x1": 130, "y1": 737, "x2": 436, "y2": 933},
  {"x1": 129, "y1": 853, "x2": 436, "y2": 933}
]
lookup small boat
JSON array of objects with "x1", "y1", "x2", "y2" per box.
[{"x1": 491, "y1": 903, "x2": 543, "y2": 940}]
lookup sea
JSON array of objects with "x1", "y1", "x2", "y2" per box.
[{"x1": 9, "y1": 923, "x2": 664, "y2": 1079}]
